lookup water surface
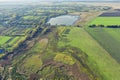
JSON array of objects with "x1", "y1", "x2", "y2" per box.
[{"x1": 47, "y1": 15, "x2": 79, "y2": 25}]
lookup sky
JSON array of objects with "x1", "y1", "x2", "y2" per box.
[
  {"x1": 0, "y1": 0, "x2": 21, "y2": 2},
  {"x1": 0, "y1": 0, "x2": 119, "y2": 2}
]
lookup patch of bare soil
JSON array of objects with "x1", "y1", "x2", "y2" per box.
[
  {"x1": 39, "y1": 38, "x2": 49, "y2": 44},
  {"x1": 26, "y1": 40, "x2": 35, "y2": 50},
  {"x1": 70, "y1": 64, "x2": 90, "y2": 80},
  {"x1": 70, "y1": 12, "x2": 102, "y2": 27},
  {"x1": 36, "y1": 59, "x2": 90, "y2": 80}
]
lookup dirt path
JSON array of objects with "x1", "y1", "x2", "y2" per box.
[
  {"x1": 70, "y1": 12, "x2": 102, "y2": 27},
  {"x1": 39, "y1": 38, "x2": 48, "y2": 45}
]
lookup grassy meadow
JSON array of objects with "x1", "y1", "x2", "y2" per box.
[
  {"x1": 86, "y1": 28, "x2": 120, "y2": 63},
  {"x1": 58, "y1": 27, "x2": 120, "y2": 80},
  {"x1": 89, "y1": 17, "x2": 120, "y2": 26}
]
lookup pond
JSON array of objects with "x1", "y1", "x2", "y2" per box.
[
  {"x1": 0, "y1": 49, "x2": 4, "y2": 53},
  {"x1": 47, "y1": 15, "x2": 79, "y2": 26}
]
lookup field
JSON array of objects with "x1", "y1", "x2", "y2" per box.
[
  {"x1": 1, "y1": 2, "x2": 120, "y2": 80},
  {"x1": 54, "y1": 53, "x2": 75, "y2": 65},
  {"x1": 18, "y1": 54, "x2": 43, "y2": 75},
  {"x1": 0, "y1": 36, "x2": 23, "y2": 57},
  {"x1": 0, "y1": 35, "x2": 27, "y2": 54},
  {"x1": 89, "y1": 17, "x2": 120, "y2": 26},
  {"x1": 58, "y1": 27, "x2": 120, "y2": 80},
  {"x1": 99, "y1": 12, "x2": 120, "y2": 17},
  {"x1": 88, "y1": 11, "x2": 120, "y2": 64},
  {"x1": 8, "y1": 37, "x2": 20, "y2": 46},
  {"x1": 89, "y1": 11, "x2": 120, "y2": 26},
  {"x1": 23, "y1": 16, "x2": 39, "y2": 20},
  {"x1": 86, "y1": 28, "x2": 120, "y2": 64},
  {"x1": 0, "y1": 36, "x2": 11, "y2": 45}
]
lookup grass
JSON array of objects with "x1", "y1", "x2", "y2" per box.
[
  {"x1": 104, "y1": 28, "x2": 120, "y2": 42},
  {"x1": 54, "y1": 53, "x2": 75, "y2": 65},
  {"x1": 89, "y1": 17, "x2": 120, "y2": 26},
  {"x1": 20, "y1": 54, "x2": 42, "y2": 75},
  {"x1": 8, "y1": 37, "x2": 20, "y2": 46},
  {"x1": 86, "y1": 28, "x2": 120, "y2": 64},
  {"x1": 23, "y1": 16, "x2": 39, "y2": 20},
  {"x1": 0, "y1": 36, "x2": 11, "y2": 45},
  {"x1": 59, "y1": 27, "x2": 120, "y2": 80},
  {"x1": 28, "y1": 39, "x2": 48, "y2": 54}
]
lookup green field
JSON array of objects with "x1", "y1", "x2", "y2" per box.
[
  {"x1": 58, "y1": 27, "x2": 120, "y2": 80},
  {"x1": 89, "y1": 17, "x2": 120, "y2": 26},
  {"x1": 8, "y1": 37, "x2": 20, "y2": 46},
  {"x1": 86, "y1": 28, "x2": 120, "y2": 64},
  {"x1": 19, "y1": 54, "x2": 43, "y2": 75},
  {"x1": 0, "y1": 36, "x2": 26, "y2": 54},
  {"x1": 23, "y1": 16, "x2": 39, "y2": 20},
  {"x1": 0, "y1": 36, "x2": 11, "y2": 45}
]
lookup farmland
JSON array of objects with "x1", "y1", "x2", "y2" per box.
[
  {"x1": 89, "y1": 11, "x2": 120, "y2": 26},
  {"x1": 59, "y1": 27, "x2": 120, "y2": 80},
  {"x1": 23, "y1": 16, "x2": 39, "y2": 20},
  {"x1": 83, "y1": 9, "x2": 120, "y2": 80},
  {"x1": 0, "y1": 36, "x2": 11, "y2": 45},
  {"x1": 86, "y1": 10, "x2": 120, "y2": 64},
  {"x1": 87, "y1": 28, "x2": 120, "y2": 64},
  {"x1": 89, "y1": 17, "x2": 120, "y2": 26},
  {"x1": 99, "y1": 12, "x2": 120, "y2": 17},
  {"x1": 0, "y1": 1, "x2": 120, "y2": 80}
]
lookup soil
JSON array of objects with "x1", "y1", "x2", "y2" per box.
[
  {"x1": 38, "y1": 59, "x2": 91, "y2": 80},
  {"x1": 70, "y1": 12, "x2": 102, "y2": 27}
]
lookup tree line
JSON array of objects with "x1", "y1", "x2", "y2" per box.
[{"x1": 89, "y1": 24, "x2": 120, "y2": 28}]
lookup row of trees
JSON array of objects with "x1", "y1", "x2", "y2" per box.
[{"x1": 89, "y1": 24, "x2": 120, "y2": 28}]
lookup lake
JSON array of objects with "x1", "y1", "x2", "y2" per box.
[{"x1": 47, "y1": 15, "x2": 79, "y2": 25}]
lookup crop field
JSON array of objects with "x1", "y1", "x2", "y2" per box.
[
  {"x1": 23, "y1": 16, "x2": 39, "y2": 20},
  {"x1": 99, "y1": 12, "x2": 120, "y2": 17},
  {"x1": 18, "y1": 54, "x2": 43, "y2": 75},
  {"x1": 0, "y1": 24, "x2": 35, "y2": 55},
  {"x1": 0, "y1": 36, "x2": 26, "y2": 51},
  {"x1": 0, "y1": 26, "x2": 29, "y2": 54},
  {"x1": 0, "y1": 2, "x2": 119, "y2": 80},
  {"x1": 58, "y1": 27, "x2": 120, "y2": 80},
  {"x1": 89, "y1": 17, "x2": 120, "y2": 26},
  {"x1": 89, "y1": 11, "x2": 120, "y2": 26},
  {"x1": 0, "y1": 36, "x2": 11, "y2": 45},
  {"x1": 85, "y1": 10, "x2": 120, "y2": 80},
  {"x1": 8, "y1": 37, "x2": 20, "y2": 46},
  {"x1": 86, "y1": 28, "x2": 120, "y2": 63},
  {"x1": 1, "y1": 27, "x2": 32, "y2": 36}
]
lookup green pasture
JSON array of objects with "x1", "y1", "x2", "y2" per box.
[
  {"x1": 8, "y1": 37, "x2": 20, "y2": 46},
  {"x1": 89, "y1": 17, "x2": 120, "y2": 26},
  {"x1": 58, "y1": 27, "x2": 120, "y2": 80},
  {"x1": 0, "y1": 36, "x2": 11, "y2": 45},
  {"x1": 86, "y1": 28, "x2": 120, "y2": 64}
]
